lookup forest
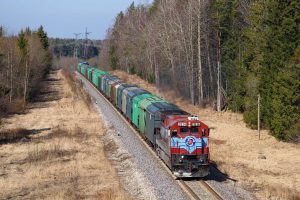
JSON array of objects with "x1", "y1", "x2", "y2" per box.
[
  {"x1": 0, "y1": 26, "x2": 51, "y2": 118},
  {"x1": 50, "y1": 38, "x2": 101, "y2": 59},
  {"x1": 98, "y1": 0, "x2": 300, "y2": 142}
]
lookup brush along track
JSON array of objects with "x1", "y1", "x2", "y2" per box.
[{"x1": 76, "y1": 72, "x2": 226, "y2": 200}]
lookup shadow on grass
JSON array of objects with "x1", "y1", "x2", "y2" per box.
[
  {"x1": 204, "y1": 162, "x2": 237, "y2": 182},
  {"x1": 29, "y1": 70, "x2": 63, "y2": 108},
  {"x1": 0, "y1": 128, "x2": 51, "y2": 145}
]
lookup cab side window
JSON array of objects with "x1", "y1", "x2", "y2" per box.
[
  {"x1": 160, "y1": 127, "x2": 166, "y2": 138},
  {"x1": 171, "y1": 129, "x2": 177, "y2": 137}
]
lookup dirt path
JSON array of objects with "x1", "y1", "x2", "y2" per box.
[
  {"x1": 111, "y1": 70, "x2": 300, "y2": 200},
  {"x1": 0, "y1": 70, "x2": 130, "y2": 199}
]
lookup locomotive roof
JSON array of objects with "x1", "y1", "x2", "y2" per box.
[
  {"x1": 164, "y1": 115, "x2": 204, "y2": 127},
  {"x1": 146, "y1": 101, "x2": 183, "y2": 115},
  {"x1": 139, "y1": 96, "x2": 165, "y2": 109}
]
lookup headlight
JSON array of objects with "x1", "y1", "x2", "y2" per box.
[{"x1": 179, "y1": 155, "x2": 184, "y2": 162}]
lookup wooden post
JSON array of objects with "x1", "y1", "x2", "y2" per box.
[{"x1": 258, "y1": 94, "x2": 260, "y2": 140}]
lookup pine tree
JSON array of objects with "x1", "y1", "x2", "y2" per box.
[
  {"x1": 214, "y1": 0, "x2": 247, "y2": 112},
  {"x1": 109, "y1": 45, "x2": 118, "y2": 70},
  {"x1": 0, "y1": 26, "x2": 3, "y2": 37},
  {"x1": 244, "y1": 0, "x2": 300, "y2": 141},
  {"x1": 17, "y1": 30, "x2": 29, "y2": 106},
  {"x1": 243, "y1": 0, "x2": 267, "y2": 127},
  {"x1": 263, "y1": 0, "x2": 300, "y2": 140},
  {"x1": 17, "y1": 30, "x2": 28, "y2": 60},
  {"x1": 37, "y1": 26, "x2": 49, "y2": 50}
]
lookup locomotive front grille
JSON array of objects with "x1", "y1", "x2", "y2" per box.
[{"x1": 172, "y1": 154, "x2": 209, "y2": 165}]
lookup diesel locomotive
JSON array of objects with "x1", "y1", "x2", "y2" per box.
[{"x1": 77, "y1": 62, "x2": 210, "y2": 178}]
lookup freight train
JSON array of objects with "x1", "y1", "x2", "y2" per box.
[{"x1": 77, "y1": 62, "x2": 210, "y2": 178}]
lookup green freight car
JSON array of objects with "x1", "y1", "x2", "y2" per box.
[
  {"x1": 131, "y1": 93, "x2": 154, "y2": 128},
  {"x1": 91, "y1": 69, "x2": 108, "y2": 88},
  {"x1": 87, "y1": 67, "x2": 96, "y2": 80},
  {"x1": 81, "y1": 64, "x2": 88, "y2": 76},
  {"x1": 138, "y1": 96, "x2": 166, "y2": 135}
]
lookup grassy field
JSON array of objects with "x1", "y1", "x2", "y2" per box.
[
  {"x1": 0, "y1": 70, "x2": 129, "y2": 199},
  {"x1": 111, "y1": 70, "x2": 300, "y2": 200}
]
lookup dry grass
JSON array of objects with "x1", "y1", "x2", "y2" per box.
[
  {"x1": 110, "y1": 70, "x2": 300, "y2": 200},
  {"x1": 26, "y1": 141, "x2": 75, "y2": 163},
  {"x1": 62, "y1": 70, "x2": 92, "y2": 110},
  {"x1": 0, "y1": 97, "x2": 25, "y2": 117},
  {"x1": 0, "y1": 69, "x2": 130, "y2": 200}
]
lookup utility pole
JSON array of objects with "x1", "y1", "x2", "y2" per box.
[
  {"x1": 258, "y1": 94, "x2": 261, "y2": 140},
  {"x1": 73, "y1": 33, "x2": 81, "y2": 59},
  {"x1": 216, "y1": 10, "x2": 222, "y2": 112},
  {"x1": 84, "y1": 27, "x2": 91, "y2": 59},
  {"x1": 198, "y1": 0, "x2": 203, "y2": 105},
  {"x1": 217, "y1": 34, "x2": 222, "y2": 112}
]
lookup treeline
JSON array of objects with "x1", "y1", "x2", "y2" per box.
[
  {"x1": 49, "y1": 38, "x2": 100, "y2": 59},
  {"x1": 99, "y1": 0, "x2": 300, "y2": 141},
  {"x1": 0, "y1": 26, "x2": 51, "y2": 117}
]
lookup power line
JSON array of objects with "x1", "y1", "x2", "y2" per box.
[
  {"x1": 84, "y1": 27, "x2": 91, "y2": 41},
  {"x1": 84, "y1": 27, "x2": 91, "y2": 59},
  {"x1": 73, "y1": 33, "x2": 81, "y2": 59}
]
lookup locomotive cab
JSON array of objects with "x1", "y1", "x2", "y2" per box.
[{"x1": 158, "y1": 115, "x2": 210, "y2": 178}]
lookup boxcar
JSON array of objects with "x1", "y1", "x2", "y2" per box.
[
  {"x1": 125, "y1": 88, "x2": 149, "y2": 121},
  {"x1": 121, "y1": 87, "x2": 139, "y2": 114},
  {"x1": 106, "y1": 76, "x2": 120, "y2": 99},
  {"x1": 80, "y1": 64, "x2": 87, "y2": 76},
  {"x1": 138, "y1": 96, "x2": 166, "y2": 135},
  {"x1": 117, "y1": 84, "x2": 136, "y2": 111},
  {"x1": 92, "y1": 70, "x2": 108, "y2": 88},
  {"x1": 110, "y1": 80, "x2": 122, "y2": 104},
  {"x1": 77, "y1": 63, "x2": 82, "y2": 72},
  {"x1": 87, "y1": 67, "x2": 95, "y2": 80},
  {"x1": 114, "y1": 82, "x2": 123, "y2": 106},
  {"x1": 131, "y1": 93, "x2": 154, "y2": 128},
  {"x1": 100, "y1": 74, "x2": 109, "y2": 93}
]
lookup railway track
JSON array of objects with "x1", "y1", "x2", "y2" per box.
[
  {"x1": 76, "y1": 72, "x2": 225, "y2": 200},
  {"x1": 179, "y1": 180, "x2": 224, "y2": 200},
  {"x1": 198, "y1": 180, "x2": 224, "y2": 200}
]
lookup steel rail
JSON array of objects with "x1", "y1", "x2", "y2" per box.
[
  {"x1": 179, "y1": 180, "x2": 202, "y2": 200},
  {"x1": 198, "y1": 180, "x2": 224, "y2": 200}
]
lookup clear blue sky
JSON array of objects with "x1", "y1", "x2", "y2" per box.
[{"x1": 0, "y1": 0, "x2": 152, "y2": 39}]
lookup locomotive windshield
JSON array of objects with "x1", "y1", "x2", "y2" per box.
[
  {"x1": 180, "y1": 127, "x2": 188, "y2": 134},
  {"x1": 190, "y1": 127, "x2": 199, "y2": 133},
  {"x1": 179, "y1": 127, "x2": 200, "y2": 134}
]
